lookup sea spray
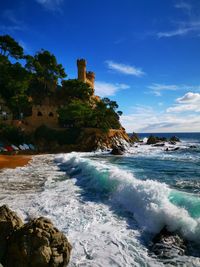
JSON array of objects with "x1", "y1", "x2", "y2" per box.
[{"x1": 55, "y1": 153, "x2": 200, "y2": 243}]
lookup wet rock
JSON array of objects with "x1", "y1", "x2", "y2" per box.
[
  {"x1": 130, "y1": 132, "x2": 140, "y2": 143},
  {"x1": 0, "y1": 205, "x2": 23, "y2": 261},
  {"x1": 170, "y1": 136, "x2": 180, "y2": 142},
  {"x1": 150, "y1": 227, "x2": 187, "y2": 259},
  {"x1": 147, "y1": 135, "x2": 160, "y2": 145},
  {"x1": 4, "y1": 217, "x2": 72, "y2": 267},
  {"x1": 111, "y1": 146, "x2": 125, "y2": 155},
  {"x1": 153, "y1": 143, "x2": 165, "y2": 147},
  {"x1": 189, "y1": 145, "x2": 197, "y2": 149}
]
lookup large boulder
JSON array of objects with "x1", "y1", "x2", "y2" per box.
[
  {"x1": 150, "y1": 227, "x2": 187, "y2": 259},
  {"x1": 111, "y1": 146, "x2": 125, "y2": 155},
  {"x1": 0, "y1": 205, "x2": 23, "y2": 261},
  {"x1": 4, "y1": 217, "x2": 72, "y2": 267}
]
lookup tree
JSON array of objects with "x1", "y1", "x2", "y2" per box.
[
  {"x1": 58, "y1": 100, "x2": 93, "y2": 128},
  {"x1": 26, "y1": 50, "x2": 66, "y2": 97},
  {"x1": 0, "y1": 35, "x2": 23, "y2": 59},
  {"x1": 58, "y1": 79, "x2": 93, "y2": 103}
]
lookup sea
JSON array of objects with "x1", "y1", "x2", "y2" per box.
[{"x1": 0, "y1": 132, "x2": 200, "y2": 266}]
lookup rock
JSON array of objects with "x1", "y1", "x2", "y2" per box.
[
  {"x1": 4, "y1": 217, "x2": 72, "y2": 267},
  {"x1": 111, "y1": 146, "x2": 125, "y2": 155},
  {"x1": 189, "y1": 145, "x2": 197, "y2": 149},
  {"x1": 153, "y1": 143, "x2": 165, "y2": 147},
  {"x1": 169, "y1": 141, "x2": 176, "y2": 145},
  {"x1": 0, "y1": 205, "x2": 23, "y2": 261},
  {"x1": 147, "y1": 135, "x2": 168, "y2": 145},
  {"x1": 169, "y1": 136, "x2": 180, "y2": 142},
  {"x1": 130, "y1": 132, "x2": 140, "y2": 143},
  {"x1": 150, "y1": 227, "x2": 187, "y2": 259},
  {"x1": 147, "y1": 135, "x2": 160, "y2": 145}
]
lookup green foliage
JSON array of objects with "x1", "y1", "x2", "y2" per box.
[
  {"x1": 0, "y1": 35, "x2": 23, "y2": 59},
  {"x1": 58, "y1": 79, "x2": 93, "y2": 102},
  {"x1": 26, "y1": 50, "x2": 66, "y2": 99},
  {"x1": 0, "y1": 124, "x2": 25, "y2": 144},
  {"x1": 34, "y1": 125, "x2": 80, "y2": 145},
  {"x1": 58, "y1": 100, "x2": 93, "y2": 128}
]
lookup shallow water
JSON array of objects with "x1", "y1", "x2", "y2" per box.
[{"x1": 0, "y1": 133, "x2": 200, "y2": 266}]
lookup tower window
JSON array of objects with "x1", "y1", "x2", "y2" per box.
[
  {"x1": 49, "y1": 112, "x2": 54, "y2": 117},
  {"x1": 37, "y1": 111, "x2": 43, "y2": 116}
]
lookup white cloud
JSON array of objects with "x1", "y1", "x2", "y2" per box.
[
  {"x1": 105, "y1": 60, "x2": 145, "y2": 77},
  {"x1": 157, "y1": 2, "x2": 200, "y2": 38},
  {"x1": 148, "y1": 83, "x2": 200, "y2": 96},
  {"x1": 167, "y1": 92, "x2": 200, "y2": 113},
  {"x1": 148, "y1": 83, "x2": 181, "y2": 96},
  {"x1": 95, "y1": 81, "x2": 130, "y2": 97},
  {"x1": 121, "y1": 104, "x2": 200, "y2": 133},
  {"x1": 176, "y1": 92, "x2": 200, "y2": 103},
  {"x1": 36, "y1": 0, "x2": 64, "y2": 11}
]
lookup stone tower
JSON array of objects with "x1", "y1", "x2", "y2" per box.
[
  {"x1": 77, "y1": 59, "x2": 95, "y2": 91},
  {"x1": 77, "y1": 59, "x2": 87, "y2": 83}
]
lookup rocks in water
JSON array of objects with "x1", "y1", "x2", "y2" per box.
[
  {"x1": 0, "y1": 206, "x2": 72, "y2": 267},
  {"x1": 0, "y1": 205, "x2": 23, "y2": 261},
  {"x1": 146, "y1": 135, "x2": 167, "y2": 145},
  {"x1": 111, "y1": 146, "x2": 125, "y2": 155},
  {"x1": 190, "y1": 145, "x2": 197, "y2": 149},
  {"x1": 150, "y1": 227, "x2": 187, "y2": 259},
  {"x1": 146, "y1": 135, "x2": 181, "y2": 146},
  {"x1": 130, "y1": 132, "x2": 140, "y2": 143},
  {"x1": 153, "y1": 143, "x2": 165, "y2": 147},
  {"x1": 169, "y1": 136, "x2": 180, "y2": 142},
  {"x1": 165, "y1": 147, "x2": 180, "y2": 152}
]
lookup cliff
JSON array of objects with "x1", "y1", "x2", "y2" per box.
[{"x1": 35, "y1": 128, "x2": 131, "y2": 153}]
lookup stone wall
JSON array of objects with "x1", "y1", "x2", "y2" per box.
[{"x1": 25, "y1": 104, "x2": 59, "y2": 129}]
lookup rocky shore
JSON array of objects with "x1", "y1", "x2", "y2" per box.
[{"x1": 0, "y1": 205, "x2": 72, "y2": 267}]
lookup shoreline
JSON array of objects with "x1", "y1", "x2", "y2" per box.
[{"x1": 0, "y1": 155, "x2": 32, "y2": 169}]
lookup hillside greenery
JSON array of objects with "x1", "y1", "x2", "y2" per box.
[{"x1": 0, "y1": 34, "x2": 122, "y2": 132}]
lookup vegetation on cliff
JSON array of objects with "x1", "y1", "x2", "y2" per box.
[{"x1": 0, "y1": 34, "x2": 122, "y2": 134}]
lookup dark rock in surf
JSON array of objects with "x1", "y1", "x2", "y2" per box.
[
  {"x1": 169, "y1": 136, "x2": 180, "y2": 142},
  {"x1": 147, "y1": 135, "x2": 167, "y2": 145},
  {"x1": 153, "y1": 143, "x2": 165, "y2": 147},
  {"x1": 4, "y1": 217, "x2": 72, "y2": 267},
  {"x1": 111, "y1": 146, "x2": 125, "y2": 155},
  {"x1": 0, "y1": 205, "x2": 23, "y2": 262},
  {"x1": 189, "y1": 145, "x2": 197, "y2": 149},
  {"x1": 130, "y1": 132, "x2": 140, "y2": 143},
  {"x1": 150, "y1": 227, "x2": 187, "y2": 259}
]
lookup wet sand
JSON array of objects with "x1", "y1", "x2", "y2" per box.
[{"x1": 0, "y1": 155, "x2": 31, "y2": 169}]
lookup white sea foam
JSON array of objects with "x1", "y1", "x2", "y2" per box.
[
  {"x1": 56, "y1": 152, "x2": 200, "y2": 243},
  {"x1": 1, "y1": 153, "x2": 200, "y2": 266}
]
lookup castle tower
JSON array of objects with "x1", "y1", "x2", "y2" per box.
[
  {"x1": 77, "y1": 59, "x2": 87, "y2": 83},
  {"x1": 86, "y1": 71, "x2": 95, "y2": 91}
]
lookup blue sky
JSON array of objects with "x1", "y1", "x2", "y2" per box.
[{"x1": 1, "y1": 0, "x2": 200, "y2": 132}]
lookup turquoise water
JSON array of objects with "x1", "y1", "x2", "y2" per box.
[{"x1": 0, "y1": 133, "x2": 200, "y2": 266}]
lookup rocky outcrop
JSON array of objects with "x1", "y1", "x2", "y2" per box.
[
  {"x1": 0, "y1": 205, "x2": 23, "y2": 261},
  {"x1": 111, "y1": 146, "x2": 125, "y2": 155},
  {"x1": 150, "y1": 227, "x2": 187, "y2": 259},
  {"x1": 169, "y1": 136, "x2": 180, "y2": 142},
  {"x1": 130, "y1": 132, "x2": 140, "y2": 143},
  {"x1": 0, "y1": 206, "x2": 72, "y2": 267},
  {"x1": 147, "y1": 135, "x2": 180, "y2": 145}
]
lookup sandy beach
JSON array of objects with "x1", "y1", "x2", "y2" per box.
[{"x1": 0, "y1": 155, "x2": 31, "y2": 169}]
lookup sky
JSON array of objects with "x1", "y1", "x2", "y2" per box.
[{"x1": 1, "y1": 0, "x2": 200, "y2": 133}]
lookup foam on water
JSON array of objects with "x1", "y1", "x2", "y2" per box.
[
  {"x1": 1, "y1": 151, "x2": 200, "y2": 266},
  {"x1": 56, "y1": 152, "x2": 200, "y2": 243}
]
